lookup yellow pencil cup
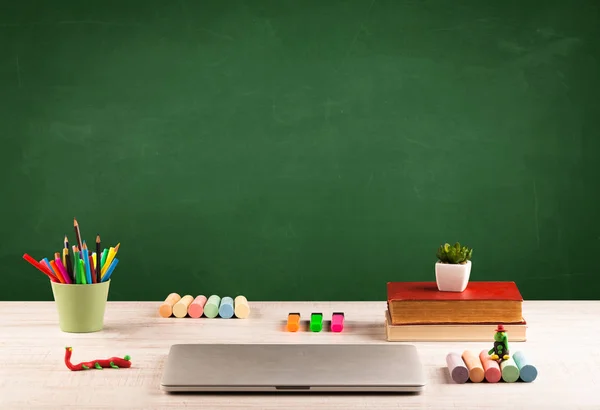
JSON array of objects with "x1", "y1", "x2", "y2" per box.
[{"x1": 51, "y1": 280, "x2": 110, "y2": 333}]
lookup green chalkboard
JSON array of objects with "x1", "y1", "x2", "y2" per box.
[{"x1": 1, "y1": 0, "x2": 599, "y2": 301}]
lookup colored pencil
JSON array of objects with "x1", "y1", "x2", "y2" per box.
[
  {"x1": 74, "y1": 254, "x2": 80, "y2": 284},
  {"x1": 55, "y1": 257, "x2": 72, "y2": 284},
  {"x1": 64, "y1": 235, "x2": 69, "y2": 251},
  {"x1": 101, "y1": 258, "x2": 119, "y2": 282},
  {"x1": 79, "y1": 259, "x2": 86, "y2": 284},
  {"x1": 100, "y1": 249, "x2": 108, "y2": 272},
  {"x1": 72, "y1": 245, "x2": 79, "y2": 262},
  {"x1": 72, "y1": 246, "x2": 80, "y2": 281},
  {"x1": 23, "y1": 254, "x2": 57, "y2": 282},
  {"x1": 73, "y1": 218, "x2": 83, "y2": 257},
  {"x1": 95, "y1": 234, "x2": 102, "y2": 283},
  {"x1": 89, "y1": 255, "x2": 97, "y2": 284},
  {"x1": 82, "y1": 243, "x2": 92, "y2": 284},
  {"x1": 64, "y1": 248, "x2": 74, "y2": 282},
  {"x1": 42, "y1": 258, "x2": 54, "y2": 275},
  {"x1": 50, "y1": 260, "x2": 66, "y2": 284},
  {"x1": 102, "y1": 243, "x2": 120, "y2": 276},
  {"x1": 102, "y1": 247, "x2": 115, "y2": 275}
]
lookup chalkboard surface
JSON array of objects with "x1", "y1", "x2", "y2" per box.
[{"x1": 1, "y1": 0, "x2": 599, "y2": 301}]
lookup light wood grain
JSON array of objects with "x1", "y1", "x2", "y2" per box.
[{"x1": 0, "y1": 301, "x2": 598, "y2": 409}]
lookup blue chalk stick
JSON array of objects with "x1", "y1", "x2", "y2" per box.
[
  {"x1": 513, "y1": 351, "x2": 538, "y2": 382},
  {"x1": 218, "y1": 296, "x2": 234, "y2": 318}
]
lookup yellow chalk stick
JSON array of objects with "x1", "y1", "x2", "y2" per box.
[
  {"x1": 234, "y1": 295, "x2": 250, "y2": 319},
  {"x1": 173, "y1": 295, "x2": 194, "y2": 318}
]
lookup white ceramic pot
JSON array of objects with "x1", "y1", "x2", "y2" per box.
[{"x1": 435, "y1": 260, "x2": 471, "y2": 292}]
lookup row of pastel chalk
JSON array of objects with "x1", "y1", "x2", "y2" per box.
[
  {"x1": 159, "y1": 293, "x2": 250, "y2": 319},
  {"x1": 447, "y1": 350, "x2": 537, "y2": 383}
]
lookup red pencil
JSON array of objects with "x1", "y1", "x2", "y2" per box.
[
  {"x1": 89, "y1": 255, "x2": 97, "y2": 283},
  {"x1": 23, "y1": 254, "x2": 57, "y2": 282}
]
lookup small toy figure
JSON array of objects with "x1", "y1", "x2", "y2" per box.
[
  {"x1": 64, "y1": 347, "x2": 132, "y2": 371},
  {"x1": 488, "y1": 324, "x2": 510, "y2": 362}
]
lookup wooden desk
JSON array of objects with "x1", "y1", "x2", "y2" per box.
[{"x1": 0, "y1": 301, "x2": 598, "y2": 409}]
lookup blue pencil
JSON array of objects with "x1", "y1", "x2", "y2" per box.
[
  {"x1": 42, "y1": 258, "x2": 55, "y2": 279},
  {"x1": 82, "y1": 248, "x2": 92, "y2": 284},
  {"x1": 101, "y1": 258, "x2": 119, "y2": 282},
  {"x1": 42, "y1": 258, "x2": 52, "y2": 272}
]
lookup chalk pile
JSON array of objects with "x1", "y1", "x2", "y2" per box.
[{"x1": 446, "y1": 350, "x2": 537, "y2": 383}]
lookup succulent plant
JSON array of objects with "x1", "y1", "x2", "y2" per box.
[{"x1": 436, "y1": 242, "x2": 472, "y2": 264}]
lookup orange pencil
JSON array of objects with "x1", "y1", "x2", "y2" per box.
[{"x1": 50, "y1": 260, "x2": 66, "y2": 284}]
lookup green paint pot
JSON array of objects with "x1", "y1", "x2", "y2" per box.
[{"x1": 51, "y1": 280, "x2": 110, "y2": 333}]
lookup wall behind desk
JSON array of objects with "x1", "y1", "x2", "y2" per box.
[{"x1": 1, "y1": 0, "x2": 599, "y2": 301}]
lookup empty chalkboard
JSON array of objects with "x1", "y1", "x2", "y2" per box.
[{"x1": 1, "y1": 0, "x2": 599, "y2": 301}]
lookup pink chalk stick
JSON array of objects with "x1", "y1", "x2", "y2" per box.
[
  {"x1": 446, "y1": 352, "x2": 469, "y2": 384},
  {"x1": 188, "y1": 295, "x2": 207, "y2": 318},
  {"x1": 479, "y1": 350, "x2": 502, "y2": 383},
  {"x1": 331, "y1": 312, "x2": 344, "y2": 332}
]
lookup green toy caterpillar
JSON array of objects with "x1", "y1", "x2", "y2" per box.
[{"x1": 488, "y1": 324, "x2": 510, "y2": 362}]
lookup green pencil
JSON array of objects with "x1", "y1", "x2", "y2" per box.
[
  {"x1": 79, "y1": 259, "x2": 86, "y2": 284},
  {"x1": 100, "y1": 249, "x2": 108, "y2": 272},
  {"x1": 74, "y1": 255, "x2": 80, "y2": 284},
  {"x1": 73, "y1": 246, "x2": 80, "y2": 284}
]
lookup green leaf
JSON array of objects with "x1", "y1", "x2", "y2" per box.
[{"x1": 436, "y1": 242, "x2": 472, "y2": 264}]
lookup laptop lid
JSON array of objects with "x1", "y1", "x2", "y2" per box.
[{"x1": 161, "y1": 343, "x2": 425, "y2": 392}]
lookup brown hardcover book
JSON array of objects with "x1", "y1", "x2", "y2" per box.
[
  {"x1": 384, "y1": 310, "x2": 527, "y2": 342},
  {"x1": 387, "y1": 281, "x2": 523, "y2": 325}
]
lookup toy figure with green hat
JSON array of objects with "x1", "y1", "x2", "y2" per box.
[{"x1": 488, "y1": 324, "x2": 510, "y2": 362}]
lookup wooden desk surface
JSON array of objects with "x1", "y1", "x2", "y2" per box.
[{"x1": 0, "y1": 301, "x2": 598, "y2": 409}]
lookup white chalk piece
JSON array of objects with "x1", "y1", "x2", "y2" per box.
[{"x1": 446, "y1": 352, "x2": 469, "y2": 384}]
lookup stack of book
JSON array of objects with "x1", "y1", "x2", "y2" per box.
[{"x1": 385, "y1": 281, "x2": 526, "y2": 341}]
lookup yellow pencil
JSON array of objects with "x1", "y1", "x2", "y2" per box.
[
  {"x1": 102, "y1": 243, "x2": 120, "y2": 276},
  {"x1": 92, "y1": 253, "x2": 97, "y2": 270}
]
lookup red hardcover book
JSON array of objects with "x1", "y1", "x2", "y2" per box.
[{"x1": 386, "y1": 281, "x2": 523, "y2": 325}]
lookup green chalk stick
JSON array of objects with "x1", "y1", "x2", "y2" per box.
[
  {"x1": 204, "y1": 295, "x2": 221, "y2": 318},
  {"x1": 501, "y1": 357, "x2": 520, "y2": 382}
]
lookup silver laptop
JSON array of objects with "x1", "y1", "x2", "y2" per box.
[{"x1": 161, "y1": 343, "x2": 425, "y2": 392}]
